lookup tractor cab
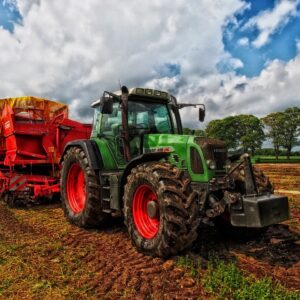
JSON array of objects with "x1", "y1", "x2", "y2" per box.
[{"x1": 91, "y1": 88, "x2": 185, "y2": 164}]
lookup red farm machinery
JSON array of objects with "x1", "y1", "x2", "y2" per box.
[{"x1": 0, "y1": 97, "x2": 91, "y2": 206}]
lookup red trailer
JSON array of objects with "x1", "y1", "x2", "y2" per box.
[{"x1": 0, "y1": 96, "x2": 92, "y2": 205}]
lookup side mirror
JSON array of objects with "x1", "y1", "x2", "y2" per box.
[
  {"x1": 101, "y1": 97, "x2": 113, "y2": 114},
  {"x1": 199, "y1": 107, "x2": 205, "y2": 122}
]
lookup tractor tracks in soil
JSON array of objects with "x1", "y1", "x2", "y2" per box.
[
  {"x1": 0, "y1": 163, "x2": 299, "y2": 299},
  {"x1": 193, "y1": 222, "x2": 300, "y2": 290},
  {"x1": 0, "y1": 203, "x2": 206, "y2": 299},
  {"x1": 0, "y1": 201, "x2": 299, "y2": 299},
  {"x1": 62, "y1": 225, "x2": 204, "y2": 299}
]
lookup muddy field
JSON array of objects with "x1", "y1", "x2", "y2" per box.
[{"x1": 0, "y1": 164, "x2": 299, "y2": 299}]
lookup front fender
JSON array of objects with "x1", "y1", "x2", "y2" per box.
[{"x1": 60, "y1": 140, "x2": 103, "y2": 171}]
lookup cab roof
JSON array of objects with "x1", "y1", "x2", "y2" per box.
[
  {"x1": 114, "y1": 87, "x2": 170, "y2": 100},
  {"x1": 92, "y1": 87, "x2": 177, "y2": 107}
]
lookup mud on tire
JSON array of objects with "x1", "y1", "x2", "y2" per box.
[
  {"x1": 61, "y1": 146, "x2": 108, "y2": 228},
  {"x1": 124, "y1": 162, "x2": 199, "y2": 258}
]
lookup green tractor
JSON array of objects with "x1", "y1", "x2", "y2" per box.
[{"x1": 61, "y1": 86, "x2": 289, "y2": 257}]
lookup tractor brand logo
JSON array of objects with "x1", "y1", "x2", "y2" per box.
[
  {"x1": 144, "y1": 147, "x2": 174, "y2": 153},
  {"x1": 4, "y1": 121, "x2": 10, "y2": 130}
]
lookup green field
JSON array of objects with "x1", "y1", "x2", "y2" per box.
[{"x1": 252, "y1": 156, "x2": 300, "y2": 164}]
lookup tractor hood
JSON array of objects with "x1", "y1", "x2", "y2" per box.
[
  {"x1": 143, "y1": 134, "x2": 227, "y2": 182},
  {"x1": 143, "y1": 134, "x2": 189, "y2": 163}
]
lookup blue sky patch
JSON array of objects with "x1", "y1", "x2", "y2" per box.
[
  {"x1": 223, "y1": 0, "x2": 300, "y2": 77},
  {"x1": 0, "y1": 0, "x2": 22, "y2": 32},
  {"x1": 155, "y1": 63, "x2": 181, "y2": 78}
]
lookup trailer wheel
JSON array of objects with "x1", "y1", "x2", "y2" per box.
[
  {"x1": 61, "y1": 146, "x2": 107, "y2": 228},
  {"x1": 4, "y1": 193, "x2": 15, "y2": 208},
  {"x1": 124, "y1": 162, "x2": 199, "y2": 258}
]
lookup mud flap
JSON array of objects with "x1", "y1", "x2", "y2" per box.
[{"x1": 230, "y1": 194, "x2": 289, "y2": 228}]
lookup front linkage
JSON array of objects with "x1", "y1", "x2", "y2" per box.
[
  {"x1": 201, "y1": 154, "x2": 289, "y2": 228},
  {"x1": 229, "y1": 155, "x2": 289, "y2": 228}
]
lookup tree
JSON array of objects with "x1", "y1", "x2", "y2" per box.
[
  {"x1": 206, "y1": 117, "x2": 240, "y2": 149},
  {"x1": 262, "y1": 112, "x2": 285, "y2": 159},
  {"x1": 237, "y1": 115, "x2": 265, "y2": 155},
  {"x1": 194, "y1": 129, "x2": 206, "y2": 137},
  {"x1": 281, "y1": 107, "x2": 300, "y2": 159},
  {"x1": 183, "y1": 128, "x2": 192, "y2": 135},
  {"x1": 182, "y1": 128, "x2": 206, "y2": 136},
  {"x1": 263, "y1": 107, "x2": 300, "y2": 159},
  {"x1": 206, "y1": 115, "x2": 264, "y2": 154}
]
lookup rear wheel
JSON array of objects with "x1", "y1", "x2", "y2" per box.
[
  {"x1": 124, "y1": 162, "x2": 199, "y2": 257},
  {"x1": 61, "y1": 146, "x2": 108, "y2": 228}
]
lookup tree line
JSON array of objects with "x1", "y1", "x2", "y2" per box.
[{"x1": 183, "y1": 106, "x2": 300, "y2": 159}]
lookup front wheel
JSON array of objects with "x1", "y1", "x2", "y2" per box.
[
  {"x1": 61, "y1": 147, "x2": 108, "y2": 228},
  {"x1": 124, "y1": 162, "x2": 199, "y2": 257}
]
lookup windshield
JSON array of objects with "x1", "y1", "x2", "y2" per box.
[
  {"x1": 128, "y1": 101, "x2": 173, "y2": 133},
  {"x1": 100, "y1": 100, "x2": 173, "y2": 136}
]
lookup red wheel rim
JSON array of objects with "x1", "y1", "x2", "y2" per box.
[
  {"x1": 132, "y1": 184, "x2": 160, "y2": 239},
  {"x1": 66, "y1": 163, "x2": 86, "y2": 213}
]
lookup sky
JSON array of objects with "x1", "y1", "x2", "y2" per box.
[{"x1": 0, "y1": 0, "x2": 300, "y2": 131}]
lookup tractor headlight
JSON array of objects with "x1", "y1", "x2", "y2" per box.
[{"x1": 206, "y1": 159, "x2": 216, "y2": 170}]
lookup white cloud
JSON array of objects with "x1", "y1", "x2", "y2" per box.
[
  {"x1": 244, "y1": 0, "x2": 299, "y2": 48},
  {"x1": 237, "y1": 37, "x2": 249, "y2": 46},
  {"x1": 164, "y1": 55, "x2": 300, "y2": 129},
  {"x1": 15, "y1": 0, "x2": 40, "y2": 16},
  {"x1": 0, "y1": 0, "x2": 299, "y2": 131},
  {"x1": 0, "y1": 0, "x2": 245, "y2": 120},
  {"x1": 216, "y1": 52, "x2": 244, "y2": 74}
]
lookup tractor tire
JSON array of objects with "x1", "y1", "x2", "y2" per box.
[
  {"x1": 61, "y1": 146, "x2": 108, "y2": 228},
  {"x1": 124, "y1": 162, "x2": 199, "y2": 258},
  {"x1": 214, "y1": 164, "x2": 273, "y2": 239}
]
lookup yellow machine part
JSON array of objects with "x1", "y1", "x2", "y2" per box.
[{"x1": 0, "y1": 96, "x2": 68, "y2": 120}]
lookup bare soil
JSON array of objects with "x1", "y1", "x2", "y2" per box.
[{"x1": 0, "y1": 164, "x2": 299, "y2": 299}]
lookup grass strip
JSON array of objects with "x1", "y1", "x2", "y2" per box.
[{"x1": 176, "y1": 256, "x2": 300, "y2": 300}]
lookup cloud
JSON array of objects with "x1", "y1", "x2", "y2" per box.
[
  {"x1": 0, "y1": 0, "x2": 245, "y2": 120},
  {"x1": 237, "y1": 37, "x2": 249, "y2": 46},
  {"x1": 244, "y1": 0, "x2": 299, "y2": 48},
  {"x1": 217, "y1": 52, "x2": 244, "y2": 73},
  {"x1": 15, "y1": 0, "x2": 40, "y2": 16},
  {"x1": 146, "y1": 52, "x2": 300, "y2": 129},
  {"x1": 154, "y1": 63, "x2": 181, "y2": 78},
  {"x1": 0, "y1": 0, "x2": 299, "y2": 132}
]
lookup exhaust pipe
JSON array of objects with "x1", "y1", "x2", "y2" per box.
[{"x1": 121, "y1": 86, "x2": 131, "y2": 162}]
